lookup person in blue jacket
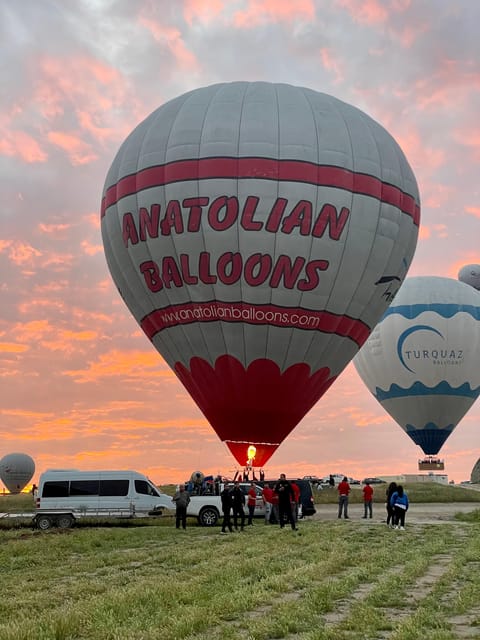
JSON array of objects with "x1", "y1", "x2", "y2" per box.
[{"x1": 390, "y1": 485, "x2": 409, "y2": 530}]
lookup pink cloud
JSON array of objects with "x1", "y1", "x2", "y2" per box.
[
  {"x1": 64, "y1": 349, "x2": 171, "y2": 383},
  {"x1": 337, "y1": 0, "x2": 389, "y2": 25},
  {"x1": 139, "y1": 16, "x2": 200, "y2": 72},
  {"x1": 422, "y1": 183, "x2": 454, "y2": 209},
  {"x1": 81, "y1": 240, "x2": 103, "y2": 256},
  {"x1": 0, "y1": 342, "x2": 29, "y2": 354},
  {"x1": 8, "y1": 242, "x2": 42, "y2": 266},
  {"x1": 465, "y1": 206, "x2": 480, "y2": 219},
  {"x1": 47, "y1": 130, "x2": 97, "y2": 165},
  {"x1": 38, "y1": 223, "x2": 71, "y2": 234},
  {"x1": 233, "y1": 0, "x2": 315, "y2": 27},
  {"x1": 320, "y1": 48, "x2": 344, "y2": 84},
  {"x1": 0, "y1": 129, "x2": 47, "y2": 163},
  {"x1": 418, "y1": 225, "x2": 431, "y2": 240},
  {"x1": 183, "y1": 0, "x2": 225, "y2": 26}
]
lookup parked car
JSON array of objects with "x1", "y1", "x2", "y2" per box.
[{"x1": 362, "y1": 477, "x2": 386, "y2": 484}]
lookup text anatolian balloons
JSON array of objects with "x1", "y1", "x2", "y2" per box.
[
  {"x1": 458, "y1": 264, "x2": 480, "y2": 290},
  {"x1": 101, "y1": 82, "x2": 420, "y2": 466},
  {"x1": 354, "y1": 277, "x2": 480, "y2": 456},
  {"x1": 0, "y1": 453, "x2": 35, "y2": 494}
]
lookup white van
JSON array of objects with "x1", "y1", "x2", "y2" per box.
[{"x1": 34, "y1": 469, "x2": 173, "y2": 530}]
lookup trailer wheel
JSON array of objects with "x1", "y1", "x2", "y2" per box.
[
  {"x1": 36, "y1": 515, "x2": 53, "y2": 530},
  {"x1": 198, "y1": 507, "x2": 219, "y2": 527},
  {"x1": 56, "y1": 514, "x2": 74, "y2": 529}
]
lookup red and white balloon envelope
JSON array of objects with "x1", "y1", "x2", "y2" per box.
[{"x1": 101, "y1": 82, "x2": 420, "y2": 466}]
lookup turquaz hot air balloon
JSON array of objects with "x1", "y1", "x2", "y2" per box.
[
  {"x1": 458, "y1": 264, "x2": 480, "y2": 291},
  {"x1": 354, "y1": 276, "x2": 480, "y2": 467},
  {"x1": 0, "y1": 453, "x2": 35, "y2": 494},
  {"x1": 101, "y1": 82, "x2": 420, "y2": 467}
]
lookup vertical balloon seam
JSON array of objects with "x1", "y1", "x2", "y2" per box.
[
  {"x1": 342, "y1": 107, "x2": 386, "y2": 346},
  {"x1": 235, "y1": 82, "x2": 251, "y2": 368},
  {"x1": 137, "y1": 104, "x2": 187, "y2": 369},
  {"x1": 308, "y1": 97, "x2": 361, "y2": 376},
  {"x1": 165, "y1": 85, "x2": 231, "y2": 414},
  {"x1": 274, "y1": 84, "x2": 316, "y2": 372},
  {"x1": 104, "y1": 134, "x2": 169, "y2": 364},
  {"x1": 282, "y1": 86, "x2": 329, "y2": 374}
]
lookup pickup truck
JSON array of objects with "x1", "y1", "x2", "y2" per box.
[
  {"x1": 186, "y1": 481, "x2": 265, "y2": 526},
  {"x1": 186, "y1": 478, "x2": 316, "y2": 526}
]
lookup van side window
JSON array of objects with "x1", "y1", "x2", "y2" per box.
[
  {"x1": 99, "y1": 479, "x2": 129, "y2": 496},
  {"x1": 42, "y1": 481, "x2": 69, "y2": 497},
  {"x1": 135, "y1": 480, "x2": 159, "y2": 497},
  {"x1": 70, "y1": 480, "x2": 100, "y2": 496}
]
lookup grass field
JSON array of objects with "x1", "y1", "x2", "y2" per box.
[{"x1": 1, "y1": 485, "x2": 480, "y2": 639}]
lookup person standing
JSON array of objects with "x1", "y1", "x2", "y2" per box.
[
  {"x1": 262, "y1": 483, "x2": 273, "y2": 524},
  {"x1": 172, "y1": 484, "x2": 190, "y2": 530},
  {"x1": 291, "y1": 480, "x2": 301, "y2": 522},
  {"x1": 247, "y1": 482, "x2": 257, "y2": 525},
  {"x1": 274, "y1": 474, "x2": 297, "y2": 530},
  {"x1": 220, "y1": 485, "x2": 233, "y2": 534},
  {"x1": 386, "y1": 481, "x2": 398, "y2": 527},
  {"x1": 362, "y1": 480, "x2": 374, "y2": 519},
  {"x1": 390, "y1": 485, "x2": 409, "y2": 530},
  {"x1": 337, "y1": 476, "x2": 351, "y2": 519},
  {"x1": 231, "y1": 481, "x2": 246, "y2": 531}
]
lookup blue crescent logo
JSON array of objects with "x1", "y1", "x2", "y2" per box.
[{"x1": 397, "y1": 325, "x2": 444, "y2": 373}]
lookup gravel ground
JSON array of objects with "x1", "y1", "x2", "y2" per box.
[{"x1": 310, "y1": 502, "x2": 479, "y2": 525}]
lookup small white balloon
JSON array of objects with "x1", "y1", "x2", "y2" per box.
[{"x1": 0, "y1": 453, "x2": 35, "y2": 494}]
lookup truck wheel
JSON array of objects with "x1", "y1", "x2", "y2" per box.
[
  {"x1": 56, "y1": 514, "x2": 74, "y2": 529},
  {"x1": 198, "y1": 507, "x2": 219, "y2": 526},
  {"x1": 36, "y1": 515, "x2": 53, "y2": 530}
]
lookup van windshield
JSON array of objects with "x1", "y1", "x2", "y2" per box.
[{"x1": 135, "y1": 480, "x2": 160, "y2": 497}]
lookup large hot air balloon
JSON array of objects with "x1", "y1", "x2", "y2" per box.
[
  {"x1": 0, "y1": 453, "x2": 35, "y2": 494},
  {"x1": 101, "y1": 82, "x2": 420, "y2": 467},
  {"x1": 458, "y1": 264, "x2": 480, "y2": 290},
  {"x1": 354, "y1": 276, "x2": 480, "y2": 462}
]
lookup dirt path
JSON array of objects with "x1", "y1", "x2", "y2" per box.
[{"x1": 311, "y1": 501, "x2": 479, "y2": 525}]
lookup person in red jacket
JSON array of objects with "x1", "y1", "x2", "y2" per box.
[
  {"x1": 362, "y1": 480, "x2": 374, "y2": 519},
  {"x1": 337, "y1": 477, "x2": 350, "y2": 519},
  {"x1": 262, "y1": 483, "x2": 273, "y2": 524}
]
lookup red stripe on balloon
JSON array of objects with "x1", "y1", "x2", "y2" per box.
[
  {"x1": 100, "y1": 157, "x2": 420, "y2": 225},
  {"x1": 140, "y1": 301, "x2": 371, "y2": 347}
]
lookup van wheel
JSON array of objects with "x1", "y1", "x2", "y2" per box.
[
  {"x1": 36, "y1": 515, "x2": 53, "y2": 530},
  {"x1": 56, "y1": 514, "x2": 74, "y2": 529},
  {"x1": 198, "y1": 507, "x2": 219, "y2": 526}
]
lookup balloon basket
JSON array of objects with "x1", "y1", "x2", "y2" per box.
[{"x1": 418, "y1": 457, "x2": 445, "y2": 471}]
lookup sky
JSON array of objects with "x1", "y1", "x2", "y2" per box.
[{"x1": 1, "y1": 0, "x2": 479, "y2": 489}]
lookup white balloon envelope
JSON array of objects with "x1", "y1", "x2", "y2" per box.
[
  {"x1": 0, "y1": 453, "x2": 35, "y2": 494},
  {"x1": 458, "y1": 264, "x2": 480, "y2": 291},
  {"x1": 354, "y1": 276, "x2": 480, "y2": 455},
  {"x1": 101, "y1": 82, "x2": 420, "y2": 466}
]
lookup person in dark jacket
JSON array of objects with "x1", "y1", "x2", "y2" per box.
[
  {"x1": 172, "y1": 484, "x2": 190, "y2": 530},
  {"x1": 220, "y1": 486, "x2": 233, "y2": 533},
  {"x1": 386, "y1": 481, "x2": 398, "y2": 528},
  {"x1": 231, "y1": 481, "x2": 245, "y2": 531},
  {"x1": 390, "y1": 485, "x2": 409, "y2": 530},
  {"x1": 274, "y1": 474, "x2": 297, "y2": 530}
]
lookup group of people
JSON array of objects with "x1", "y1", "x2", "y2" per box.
[
  {"x1": 337, "y1": 477, "x2": 409, "y2": 528},
  {"x1": 386, "y1": 481, "x2": 409, "y2": 530},
  {"x1": 220, "y1": 474, "x2": 300, "y2": 533}
]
